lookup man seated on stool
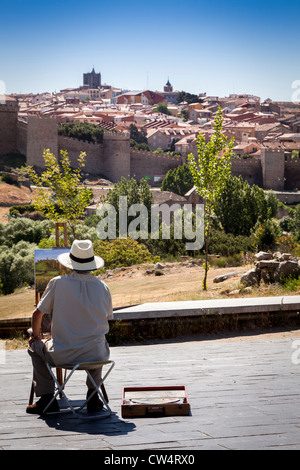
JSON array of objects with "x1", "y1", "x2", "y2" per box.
[{"x1": 27, "y1": 239, "x2": 113, "y2": 415}]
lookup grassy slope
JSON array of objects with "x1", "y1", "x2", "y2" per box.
[{"x1": 1, "y1": 262, "x2": 299, "y2": 321}]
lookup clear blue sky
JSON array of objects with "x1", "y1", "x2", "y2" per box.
[{"x1": 1, "y1": 0, "x2": 300, "y2": 101}]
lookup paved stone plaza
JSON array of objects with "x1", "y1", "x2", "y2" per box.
[{"x1": 0, "y1": 328, "x2": 300, "y2": 450}]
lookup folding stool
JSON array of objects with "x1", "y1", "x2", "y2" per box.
[{"x1": 43, "y1": 360, "x2": 115, "y2": 418}]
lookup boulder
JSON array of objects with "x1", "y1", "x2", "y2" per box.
[
  {"x1": 255, "y1": 251, "x2": 272, "y2": 261},
  {"x1": 274, "y1": 260, "x2": 300, "y2": 282},
  {"x1": 213, "y1": 271, "x2": 241, "y2": 283},
  {"x1": 280, "y1": 253, "x2": 292, "y2": 261},
  {"x1": 257, "y1": 260, "x2": 280, "y2": 270},
  {"x1": 154, "y1": 262, "x2": 165, "y2": 270},
  {"x1": 240, "y1": 267, "x2": 260, "y2": 286}
]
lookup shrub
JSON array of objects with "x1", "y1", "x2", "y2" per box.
[
  {"x1": 279, "y1": 216, "x2": 295, "y2": 233},
  {"x1": 93, "y1": 238, "x2": 156, "y2": 270},
  {"x1": 283, "y1": 276, "x2": 300, "y2": 292},
  {"x1": 1, "y1": 173, "x2": 18, "y2": 185},
  {"x1": 0, "y1": 241, "x2": 35, "y2": 294},
  {"x1": 0, "y1": 218, "x2": 51, "y2": 247},
  {"x1": 252, "y1": 219, "x2": 282, "y2": 251},
  {"x1": 276, "y1": 234, "x2": 300, "y2": 257},
  {"x1": 208, "y1": 229, "x2": 254, "y2": 256}
]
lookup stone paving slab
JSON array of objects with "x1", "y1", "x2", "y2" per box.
[
  {"x1": 113, "y1": 296, "x2": 300, "y2": 319},
  {"x1": 1, "y1": 328, "x2": 300, "y2": 451}
]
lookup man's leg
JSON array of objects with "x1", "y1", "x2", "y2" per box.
[
  {"x1": 27, "y1": 339, "x2": 59, "y2": 414},
  {"x1": 28, "y1": 339, "x2": 55, "y2": 396},
  {"x1": 86, "y1": 366, "x2": 103, "y2": 390},
  {"x1": 86, "y1": 366, "x2": 104, "y2": 411}
]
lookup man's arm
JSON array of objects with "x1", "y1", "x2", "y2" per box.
[{"x1": 29, "y1": 308, "x2": 44, "y2": 344}]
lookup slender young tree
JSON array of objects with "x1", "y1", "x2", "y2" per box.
[
  {"x1": 187, "y1": 108, "x2": 235, "y2": 290},
  {"x1": 26, "y1": 149, "x2": 92, "y2": 242}
]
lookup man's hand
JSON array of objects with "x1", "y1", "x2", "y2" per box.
[
  {"x1": 28, "y1": 309, "x2": 44, "y2": 345},
  {"x1": 28, "y1": 333, "x2": 42, "y2": 346}
]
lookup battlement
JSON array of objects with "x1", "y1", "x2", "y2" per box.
[
  {"x1": 0, "y1": 102, "x2": 18, "y2": 112},
  {"x1": 58, "y1": 135, "x2": 103, "y2": 147},
  {"x1": 0, "y1": 104, "x2": 18, "y2": 112},
  {"x1": 130, "y1": 148, "x2": 181, "y2": 161},
  {"x1": 103, "y1": 130, "x2": 130, "y2": 140},
  {"x1": 261, "y1": 146, "x2": 285, "y2": 154},
  {"x1": 27, "y1": 114, "x2": 56, "y2": 120},
  {"x1": 230, "y1": 156, "x2": 261, "y2": 164}
]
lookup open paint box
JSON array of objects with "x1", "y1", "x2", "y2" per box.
[{"x1": 121, "y1": 385, "x2": 190, "y2": 418}]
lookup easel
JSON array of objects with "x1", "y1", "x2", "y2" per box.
[{"x1": 29, "y1": 222, "x2": 68, "y2": 405}]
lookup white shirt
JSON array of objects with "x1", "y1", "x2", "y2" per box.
[{"x1": 37, "y1": 272, "x2": 113, "y2": 366}]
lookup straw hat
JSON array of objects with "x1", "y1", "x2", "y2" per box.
[{"x1": 58, "y1": 239, "x2": 104, "y2": 271}]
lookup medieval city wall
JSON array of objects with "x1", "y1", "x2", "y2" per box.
[
  {"x1": 230, "y1": 157, "x2": 263, "y2": 187},
  {"x1": 285, "y1": 156, "x2": 300, "y2": 190},
  {"x1": 130, "y1": 148, "x2": 183, "y2": 183},
  {"x1": 16, "y1": 120, "x2": 27, "y2": 156},
  {"x1": 58, "y1": 132, "x2": 131, "y2": 182},
  {"x1": 0, "y1": 101, "x2": 18, "y2": 155},
  {"x1": 1, "y1": 111, "x2": 300, "y2": 192},
  {"x1": 58, "y1": 135, "x2": 104, "y2": 175},
  {"x1": 26, "y1": 115, "x2": 58, "y2": 167}
]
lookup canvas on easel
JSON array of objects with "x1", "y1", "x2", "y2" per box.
[{"x1": 34, "y1": 222, "x2": 70, "y2": 332}]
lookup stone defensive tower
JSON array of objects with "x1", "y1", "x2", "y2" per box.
[
  {"x1": 0, "y1": 96, "x2": 18, "y2": 155},
  {"x1": 26, "y1": 115, "x2": 58, "y2": 167},
  {"x1": 261, "y1": 146, "x2": 285, "y2": 190},
  {"x1": 102, "y1": 131, "x2": 131, "y2": 181}
]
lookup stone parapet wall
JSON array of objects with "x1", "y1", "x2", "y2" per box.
[
  {"x1": 231, "y1": 157, "x2": 263, "y2": 187},
  {"x1": 130, "y1": 148, "x2": 183, "y2": 184},
  {"x1": 58, "y1": 135, "x2": 104, "y2": 175}
]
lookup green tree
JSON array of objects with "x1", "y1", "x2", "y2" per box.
[
  {"x1": 177, "y1": 91, "x2": 203, "y2": 104},
  {"x1": 153, "y1": 102, "x2": 172, "y2": 115},
  {"x1": 129, "y1": 124, "x2": 148, "y2": 145},
  {"x1": 26, "y1": 149, "x2": 92, "y2": 241},
  {"x1": 187, "y1": 108, "x2": 235, "y2": 290},
  {"x1": 58, "y1": 121, "x2": 106, "y2": 143},
  {"x1": 129, "y1": 124, "x2": 150, "y2": 150},
  {"x1": 105, "y1": 177, "x2": 153, "y2": 236},
  {"x1": 215, "y1": 176, "x2": 270, "y2": 236},
  {"x1": 293, "y1": 204, "x2": 300, "y2": 240},
  {"x1": 161, "y1": 165, "x2": 194, "y2": 196}
]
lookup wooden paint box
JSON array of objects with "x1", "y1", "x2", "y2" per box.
[{"x1": 121, "y1": 385, "x2": 190, "y2": 418}]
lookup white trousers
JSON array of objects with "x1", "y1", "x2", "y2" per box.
[{"x1": 28, "y1": 339, "x2": 102, "y2": 397}]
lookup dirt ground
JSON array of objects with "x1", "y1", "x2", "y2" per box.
[
  {"x1": 0, "y1": 182, "x2": 31, "y2": 222},
  {"x1": 0, "y1": 260, "x2": 294, "y2": 321},
  {"x1": 0, "y1": 181, "x2": 299, "y2": 322}
]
